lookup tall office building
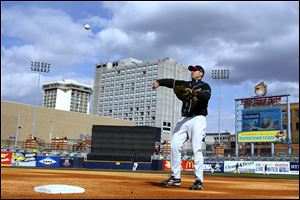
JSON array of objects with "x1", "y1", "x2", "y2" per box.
[
  {"x1": 92, "y1": 57, "x2": 189, "y2": 143},
  {"x1": 42, "y1": 79, "x2": 92, "y2": 114}
]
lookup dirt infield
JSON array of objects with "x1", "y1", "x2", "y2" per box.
[{"x1": 1, "y1": 167, "x2": 299, "y2": 199}]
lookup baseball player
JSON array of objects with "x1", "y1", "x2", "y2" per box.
[
  {"x1": 152, "y1": 65, "x2": 211, "y2": 190},
  {"x1": 234, "y1": 162, "x2": 240, "y2": 174},
  {"x1": 131, "y1": 153, "x2": 138, "y2": 171}
]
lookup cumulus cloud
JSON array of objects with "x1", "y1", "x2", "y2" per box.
[
  {"x1": 1, "y1": 6, "x2": 99, "y2": 72},
  {"x1": 99, "y1": 2, "x2": 298, "y2": 61},
  {"x1": 1, "y1": 1, "x2": 298, "y2": 117}
]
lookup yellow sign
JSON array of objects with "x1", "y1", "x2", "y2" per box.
[
  {"x1": 238, "y1": 130, "x2": 286, "y2": 143},
  {"x1": 185, "y1": 161, "x2": 194, "y2": 169}
]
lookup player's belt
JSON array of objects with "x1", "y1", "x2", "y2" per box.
[{"x1": 181, "y1": 113, "x2": 199, "y2": 117}]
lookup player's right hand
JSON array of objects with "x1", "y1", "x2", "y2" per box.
[{"x1": 152, "y1": 81, "x2": 160, "y2": 89}]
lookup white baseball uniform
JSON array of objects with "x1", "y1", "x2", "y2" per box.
[
  {"x1": 156, "y1": 77, "x2": 211, "y2": 184},
  {"x1": 132, "y1": 162, "x2": 138, "y2": 171},
  {"x1": 170, "y1": 115, "x2": 206, "y2": 182}
]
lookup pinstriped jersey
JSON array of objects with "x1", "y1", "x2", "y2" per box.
[{"x1": 157, "y1": 79, "x2": 211, "y2": 117}]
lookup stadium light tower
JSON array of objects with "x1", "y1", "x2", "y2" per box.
[
  {"x1": 211, "y1": 69, "x2": 230, "y2": 145},
  {"x1": 30, "y1": 61, "x2": 51, "y2": 139}
]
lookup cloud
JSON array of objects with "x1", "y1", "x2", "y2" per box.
[
  {"x1": 264, "y1": 81, "x2": 299, "y2": 103},
  {"x1": 1, "y1": 1, "x2": 298, "y2": 133},
  {"x1": 94, "y1": 2, "x2": 299, "y2": 88},
  {"x1": 1, "y1": 6, "x2": 99, "y2": 72},
  {"x1": 217, "y1": 29, "x2": 299, "y2": 83}
]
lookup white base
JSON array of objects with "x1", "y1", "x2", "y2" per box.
[{"x1": 34, "y1": 184, "x2": 85, "y2": 194}]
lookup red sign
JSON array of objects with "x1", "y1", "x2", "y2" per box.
[
  {"x1": 241, "y1": 96, "x2": 281, "y2": 105},
  {"x1": 1, "y1": 151, "x2": 12, "y2": 166},
  {"x1": 162, "y1": 160, "x2": 194, "y2": 172}
]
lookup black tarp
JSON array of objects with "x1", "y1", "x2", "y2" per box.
[{"x1": 87, "y1": 125, "x2": 161, "y2": 162}]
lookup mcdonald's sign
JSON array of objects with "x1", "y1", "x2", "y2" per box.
[
  {"x1": 161, "y1": 160, "x2": 195, "y2": 172},
  {"x1": 182, "y1": 160, "x2": 194, "y2": 172},
  {"x1": 185, "y1": 160, "x2": 194, "y2": 168}
]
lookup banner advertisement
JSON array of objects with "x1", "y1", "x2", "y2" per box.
[
  {"x1": 242, "y1": 107, "x2": 282, "y2": 131},
  {"x1": 36, "y1": 156, "x2": 60, "y2": 168},
  {"x1": 162, "y1": 160, "x2": 194, "y2": 172},
  {"x1": 1, "y1": 151, "x2": 12, "y2": 166},
  {"x1": 182, "y1": 160, "x2": 194, "y2": 172},
  {"x1": 254, "y1": 161, "x2": 290, "y2": 175},
  {"x1": 289, "y1": 162, "x2": 299, "y2": 175},
  {"x1": 12, "y1": 152, "x2": 37, "y2": 167},
  {"x1": 60, "y1": 157, "x2": 74, "y2": 168},
  {"x1": 204, "y1": 160, "x2": 224, "y2": 173},
  {"x1": 238, "y1": 130, "x2": 287, "y2": 143},
  {"x1": 162, "y1": 160, "x2": 170, "y2": 171},
  {"x1": 224, "y1": 161, "x2": 256, "y2": 173},
  {"x1": 162, "y1": 160, "x2": 224, "y2": 172}
]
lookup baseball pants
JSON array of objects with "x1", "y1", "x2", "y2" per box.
[{"x1": 170, "y1": 115, "x2": 206, "y2": 182}]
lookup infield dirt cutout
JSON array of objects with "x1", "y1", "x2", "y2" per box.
[{"x1": 1, "y1": 168, "x2": 299, "y2": 199}]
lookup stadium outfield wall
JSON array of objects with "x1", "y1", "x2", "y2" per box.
[{"x1": 1, "y1": 151, "x2": 298, "y2": 175}]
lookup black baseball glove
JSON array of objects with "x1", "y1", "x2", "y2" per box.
[{"x1": 173, "y1": 82, "x2": 198, "y2": 102}]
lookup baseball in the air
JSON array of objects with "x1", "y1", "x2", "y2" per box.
[{"x1": 84, "y1": 24, "x2": 91, "y2": 30}]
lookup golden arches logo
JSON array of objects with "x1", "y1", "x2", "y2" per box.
[{"x1": 185, "y1": 161, "x2": 194, "y2": 169}]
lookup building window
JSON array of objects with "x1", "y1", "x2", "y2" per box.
[
  {"x1": 282, "y1": 113, "x2": 288, "y2": 119},
  {"x1": 296, "y1": 122, "x2": 299, "y2": 130},
  {"x1": 295, "y1": 110, "x2": 299, "y2": 118}
]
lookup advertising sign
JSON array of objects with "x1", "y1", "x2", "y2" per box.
[
  {"x1": 241, "y1": 96, "x2": 282, "y2": 106},
  {"x1": 162, "y1": 160, "x2": 170, "y2": 171},
  {"x1": 60, "y1": 157, "x2": 74, "y2": 168},
  {"x1": 182, "y1": 160, "x2": 194, "y2": 172},
  {"x1": 242, "y1": 107, "x2": 282, "y2": 131},
  {"x1": 224, "y1": 161, "x2": 256, "y2": 173},
  {"x1": 238, "y1": 130, "x2": 287, "y2": 143},
  {"x1": 36, "y1": 156, "x2": 60, "y2": 168},
  {"x1": 255, "y1": 161, "x2": 290, "y2": 175},
  {"x1": 1, "y1": 151, "x2": 12, "y2": 166},
  {"x1": 204, "y1": 160, "x2": 224, "y2": 173},
  {"x1": 162, "y1": 160, "x2": 195, "y2": 172},
  {"x1": 289, "y1": 162, "x2": 299, "y2": 175},
  {"x1": 162, "y1": 160, "x2": 224, "y2": 172},
  {"x1": 12, "y1": 152, "x2": 37, "y2": 167}
]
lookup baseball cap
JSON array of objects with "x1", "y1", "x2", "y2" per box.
[{"x1": 188, "y1": 65, "x2": 205, "y2": 74}]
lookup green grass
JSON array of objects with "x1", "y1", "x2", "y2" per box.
[{"x1": 2, "y1": 166, "x2": 299, "y2": 180}]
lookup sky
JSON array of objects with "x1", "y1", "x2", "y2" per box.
[{"x1": 1, "y1": 1, "x2": 299, "y2": 133}]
